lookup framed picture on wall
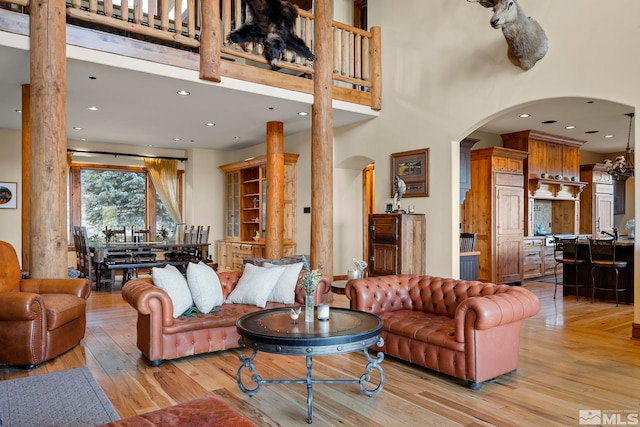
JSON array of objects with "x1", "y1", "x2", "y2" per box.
[
  {"x1": 0, "y1": 182, "x2": 17, "y2": 209},
  {"x1": 390, "y1": 148, "x2": 429, "y2": 197}
]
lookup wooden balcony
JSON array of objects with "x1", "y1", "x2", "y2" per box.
[{"x1": 0, "y1": 0, "x2": 381, "y2": 110}]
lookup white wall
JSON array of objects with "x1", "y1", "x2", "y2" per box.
[{"x1": 0, "y1": 128, "x2": 22, "y2": 256}]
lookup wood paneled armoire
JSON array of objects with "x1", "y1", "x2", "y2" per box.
[{"x1": 367, "y1": 213, "x2": 425, "y2": 276}]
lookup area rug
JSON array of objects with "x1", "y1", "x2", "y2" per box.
[{"x1": 0, "y1": 367, "x2": 120, "y2": 427}]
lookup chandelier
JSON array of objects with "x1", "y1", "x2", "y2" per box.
[{"x1": 605, "y1": 112, "x2": 635, "y2": 179}]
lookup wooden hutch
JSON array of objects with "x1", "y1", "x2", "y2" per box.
[{"x1": 217, "y1": 154, "x2": 299, "y2": 271}]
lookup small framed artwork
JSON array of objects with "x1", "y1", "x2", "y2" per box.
[
  {"x1": 0, "y1": 182, "x2": 17, "y2": 209},
  {"x1": 390, "y1": 148, "x2": 429, "y2": 197}
]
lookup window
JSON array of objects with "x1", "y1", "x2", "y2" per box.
[{"x1": 69, "y1": 164, "x2": 183, "y2": 243}]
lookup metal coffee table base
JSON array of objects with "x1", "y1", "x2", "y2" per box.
[{"x1": 236, "y1": 337, "x2": 385, "y2": 424}]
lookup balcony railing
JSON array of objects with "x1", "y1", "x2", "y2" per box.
[{"x1": 1, "y1": 0, "x2": 381, "y2": 110}]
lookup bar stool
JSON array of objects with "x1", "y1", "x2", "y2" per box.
[
  {"x1": 553, "y1": 236, "x2": 586, "y2": 301},
  {"x1": 588, "y1": 238, "x2": 627, "y2": 307}
]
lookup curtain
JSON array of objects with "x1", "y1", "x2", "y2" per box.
[
  {"x1": 67, "y1": 152, "x2": 73, "y2": 174},
  {"x1": 144, "y1": 158, "x2": 183, "y2": 227}
]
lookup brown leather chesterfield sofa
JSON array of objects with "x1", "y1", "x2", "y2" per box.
[
  {"x1": 122, "y1": 270, "x2": 330, "y2": 366},
  {"x1": 345, "y1": 274, "x2": 540, "y2": 389},
  {"x1": 0, "y1": 240, "x2": 91, "y2": 368}
]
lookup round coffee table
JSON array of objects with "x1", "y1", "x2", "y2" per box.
[{"x1": 236, "y1": 307, "x2": 384, "y2": 424}]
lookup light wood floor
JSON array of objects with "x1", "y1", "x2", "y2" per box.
[{"x1": 2, "y1": 280, "x2": 640, "y2": 426}]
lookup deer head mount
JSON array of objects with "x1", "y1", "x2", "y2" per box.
[{"x1": 468, "y1": 0, "x2": 548, "y2": 70}]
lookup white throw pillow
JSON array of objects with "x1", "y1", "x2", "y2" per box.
[
  {"x1": 264, "y1": 262, "x2": 303, "y2": 304},
  {"x1": 186, "y1": 262, "x2": 224, "y2": 313},
  {"x1": 225, "y1": 263, "x2": 285, "y2": 308},
  {"x1": 152, "y1": 264, "x2": 193, "y2": 318}
]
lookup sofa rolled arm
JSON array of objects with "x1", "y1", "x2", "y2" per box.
[
  {"x1": 122, "y1": 278, "x2": 176, "y2": 327},
  {"x1": 0, "y1": 292, "x2": 44, "y2": 321},
  {"x1": 20, "y1": 278, "x2": 91, "y2": 300},
  {"x1": 455, "y1": 287, "x2": 540, "y2": 342}
]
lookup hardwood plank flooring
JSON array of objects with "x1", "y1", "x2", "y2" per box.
[{"x1": 2, "y1": 281, "x2": 640, "y2": 426}]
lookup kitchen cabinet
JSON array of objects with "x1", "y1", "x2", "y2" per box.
[
  {"x1": 501, "y1": 130, "x2": 586, "y2": 236},
  {"x1": 580, "y1": 163, "x2": 614, "y2": 236},
  {"x1": 461, "y1": 147, "x2": 527, "y2": 284},
  {"x1": 368, "y1": 213, "x2": 425, "y2": 276},
  {"x1": 523, "y1": 237, "x2": 557, "y2": 279}
]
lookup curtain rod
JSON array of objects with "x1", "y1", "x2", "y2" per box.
[{"x1": 67, "y1": 148, "x2": 187, "y2": 162}]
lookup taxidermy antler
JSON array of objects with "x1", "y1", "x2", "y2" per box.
[
  {"x1": 227, "y1": 0, "x2": 315, "y2": 69},
  {"x1": 467, "y1": 0, "x2": 548, "y2": 70}
]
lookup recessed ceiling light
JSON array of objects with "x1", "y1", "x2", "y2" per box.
[
  {"x1": 176, "y1": 90, "x2": 190, "y2": 96},
  {"x1": 565, "y1": 125, "x2": 576, "y2": 129},
  {"x1": 173, "y1": 137, "x2": 181, "y2": 141},
  {"x1": 519, "y1": 114, "x2": 530, "y2": 118},
  {"x1": 87, "y1": 106, "x2": 99, "y2": 111},
  {"x1": 298, "y1": 111, "x2": 309, "y2": 116},
  {"x1": 205, "y1": 122, "x2": 216, "y2": 127},
  {"x1": 148, "y1": 144, "x2": 154, "y2": 147},
  {"x1": 234, "y1": 136, "x2": 241, "y2": 140},
  {"x1": 73, "y1": 126, "x2": 83, "y2": 130},
  {"x1": 605, "y1": 135, "x2": 614, "y2": 138},
  {"x1": 15, "y1": 109, "x2": 21, "y2": 113},
  {"x1": 80, "y1": 138, "x2": 86, "y2": 141},
  {"x1": 541, "y1": 120, "x2": 557, "y2": 124}
]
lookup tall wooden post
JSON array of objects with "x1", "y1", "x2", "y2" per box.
[
  {"x1": 21, "y1": 84, "x2": 31, "y2": 270},
  {"x1": 265, "y1": 121, "x2": 284, "y2": 260},
  {"x1": 29, "y1": 0, "x2": 67, "y2": 278},
  {"x1": 311, "y1": 0, "x2": 333, "y2": 278}
]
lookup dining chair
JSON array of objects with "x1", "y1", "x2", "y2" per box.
[
  {"x1": 553, "y1": 236, "x2": 586, "y2": 301},
  {"x1": 588, "y1": 238, "x2": 628, "y2": 306},
  {"x1": 103, "y1": 227, "x2": 132, "y2": 288},
  {"x1": 73, "y1": 226, "x2": 94, "y2": 283},
  {"x1": 131, "y1": 225, "x2": 152, "y2": 243},
  {"x1": 130, "y1": 226, "x2": 157, "y2": 277}
]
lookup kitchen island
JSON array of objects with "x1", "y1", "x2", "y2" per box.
[{"x1": 562, "y1": 238, "x2": 634, "y2": 303}]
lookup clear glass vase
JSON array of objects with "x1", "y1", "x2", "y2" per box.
[{"x1": 305, "y1": 292, "x2": 315, "y2": 323}]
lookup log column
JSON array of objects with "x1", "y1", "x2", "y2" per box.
[
  {"x1": 29, "y1": 0, "x2": 67, "y2": 278},
  {"x1": 21, "y1": 84, "x2": 31, "y2": 270},
  {"x1": 265, "y1": 121, "x2": 284, "y2": 260},
  {"x1": 311, "y1": 0, "x2": 333, "y2": 278}
]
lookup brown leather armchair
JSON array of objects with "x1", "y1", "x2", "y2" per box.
[{"x1": 0, "y1": 241, "x2": 91, "y2": 368}]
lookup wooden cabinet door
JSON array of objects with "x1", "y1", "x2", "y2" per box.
[
  {"x1": 496, "y1": 235, "x2": 524, "y2": 283},
  {"x1": 594, "y1": 193, "x2": 614, "y2": 235},
  {"x1": 562, "y1": 146, "x2": 580, "y2": 180},
  {"x1": 369, "y1": 215, "x2": 400, "y2": 243},
  {"x1": 224, "y1": 171, "x2": 240, "y2": 239},
  {"x1": 369, "y1": 243, "x2": 399, "y2": 275},
  {"x1": 546, "y1": 143, "x2": 563, "y2": 178},
  {"x1": 495, "y1": 184, "x2": 524, "y2": 283},
  {"x1": 495, "y1": 184, "x2": 524, "y2": 236}
]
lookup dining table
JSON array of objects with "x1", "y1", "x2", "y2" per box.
[{"x1": 89, "y1": 241, "x2": 210, "y2": 288}]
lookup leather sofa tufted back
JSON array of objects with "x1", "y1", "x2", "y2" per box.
[{"x1": 346, "y1": 274, "x2": 512, "y2": 317}]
